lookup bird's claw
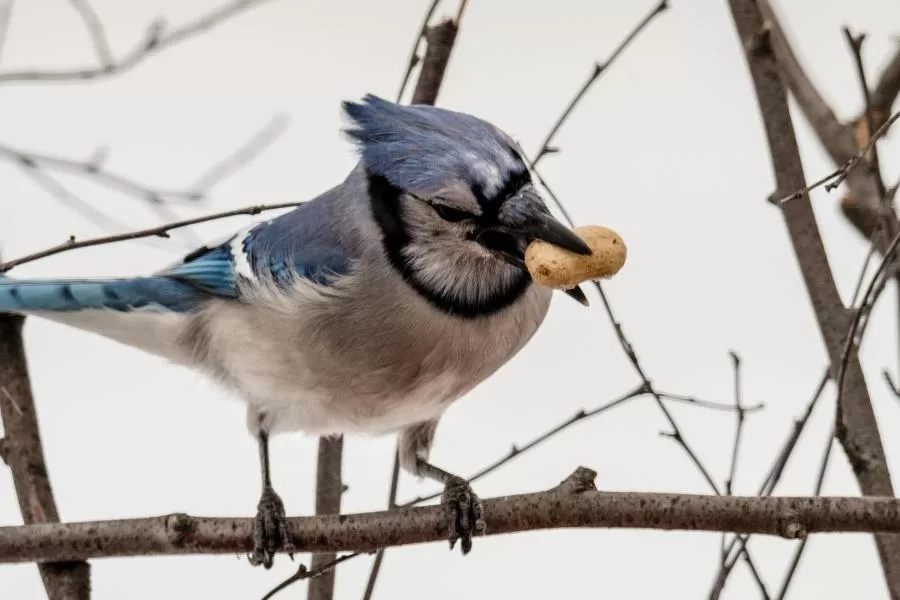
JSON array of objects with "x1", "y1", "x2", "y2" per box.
[
  {"x1": 441, "y1": 475, "x2": 485, "y2": 554},
  {"x1": 249, "y1": 486, "x2": 294, "y2": 569}
]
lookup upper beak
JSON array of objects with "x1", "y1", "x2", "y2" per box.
[
  {"x1": 494, "y1": 190, "x2": 592, "y2": 306},
  {"x1": 520, "y1": 210, "x2": 593, "y2": 256}
]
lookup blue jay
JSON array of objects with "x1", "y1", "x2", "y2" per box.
[{"x1": 0, "y1": 95, "x2": 590, "y2": 566}]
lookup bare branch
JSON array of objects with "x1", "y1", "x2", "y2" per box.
[
  {"x1": 656, "y1": 391, "x2": 764, "y2": 413},
  {"x1": 7, "y1": 467, "x2": 900, "y2": 564},
  {"x1": 775, "y1": 431, "x2": 835, "y2": 600},
  {"x1": 393, "y1": 0, "x2": 440, "y2": 103},
  {"x1": 871, "y1": 45, "x2": 900, "y2": 117},
  {"x1": 710, "y1": 371, "x2": 830, "y2": 596},
  {"x1": 307, "y1": 436, "x2": 345, "y2": 600},
  {"x1": 774, "y1": 110, "x2": 900, "y2": 205},
  {"x1": 756, "y1": 0, "x2": 856, "y2": 165},
  {"x1": 0, "y1": 0, "x2": 276, "y2": 84},
  {"x1": 1, "y1": 114, "x2": 288, "y2": 206},
  {"x1": 727, "y1": 0, "x2": 900, "y2": 594},
  {"x1": 69, "y1": 0, "x2": 114, "y2": 67},
  {"x1": 842, "y1": 27, "x2": 887, "y2": 201},
  {"x1": 0, "y1": 201, "x2": 301, "y2": 273},
  {"x1": 398, "y1": 384, "x2": 649, "y2": 507},
  {"x1": 725, "y1": 352, "x2": 745, "y2": 496},
  {"x1": 189, "y1": 113, "x2": 289, "y2": 192},
  {"x1": 0, "y1": 315, "x2": 91, "y2": 598},
  {"x1": 532, "y1": 0, "x2": 668, "y2": 165},
  {"x1": 262, "y1": 552, "x2": 365, "y2": 600}
]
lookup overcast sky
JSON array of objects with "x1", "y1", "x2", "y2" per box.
[{"x1": 3, "y1": 0, "x2": 900, "y2": 598}]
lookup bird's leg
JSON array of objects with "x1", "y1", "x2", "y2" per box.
[
  {"x1": 416, "y1": 458, "x2": 486, "y2": 555},
  {"x1": 249, "y1": 430, "x2": 294, "y2": 568}
]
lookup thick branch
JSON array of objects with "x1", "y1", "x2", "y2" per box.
[
  {"x1": 756, "y1": 0, "x2": 855, "y2": 165},
  {"x1": 871, "y1": 45, "x2": 900, "y2": 117},
  {"x1": 5, "y1": 468, "x2": 900, "y2": 563},
  {"x1": 0, "y1": 315, "x2": 91, "y2": 598},
  {"x1": 409, "y1": 19, "x2": 459, "y2": 106},
  {"x1": 307, "y1": 436, "x2": 344, "y2": 600},
  {"x1": 726, "y1": 0, "x2": 900, "y2": 595}
]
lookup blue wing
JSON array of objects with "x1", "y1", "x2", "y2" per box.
[{"x1": 0, "y1": 193, "x2": 357, "y2": 314}]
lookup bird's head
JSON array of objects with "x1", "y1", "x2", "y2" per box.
[{"x1": 343, "y1": 94, "x2": 590, "y2": 317}]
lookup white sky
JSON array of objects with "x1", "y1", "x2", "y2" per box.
[{"x1": 3, "y1": 0, "x2": 900, "y2": 598}]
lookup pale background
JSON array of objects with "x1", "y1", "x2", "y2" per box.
[{"x1": 2, "y1": 0, "x2": 900, "y2": 598}]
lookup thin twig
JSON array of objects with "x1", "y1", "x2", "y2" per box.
[
  {"x1": 725, "y1": 351, "x2": 745, "y2": 496},
  {"x1": 711, "y1": 227, "x2": 878, "y2": 592},
  {"x1": 709, "y1": 371, "x2": 830, "y2": 598},
  {"x1": 656, "y1": 392, "x2": 763, "y2": 413},
  {"x1": 775, "y1": 110, "x2": 900, "y2": 205},
  {"x1": 398, "y1": 384, "x2": 650, "y2": 507},
  {"x1": 394, "y1": 0, "x2": 441, "y2": 103},
  {"x1": 0, "y1": 202, "x2": 301, "y2": 272},
  {"x1": 835, "y1": 230, "x2": 900, "y2": 434},
  {"x1": 16, "y1": 162, "x2": 181, "y2": 252},
  {"x1": 362, "y1": 456, "x2": 400, "y2": 600},
  {"x1": 69, "y1": 0, "x2": 114, "y2": 67},
  {"x1": 261, "y1": 552, "x2": 364, "y2": 600},
  {"x1": 531, "y1": 0, "x2": 668, "y2": 165},
  {"x1": 0, "y1": 0, "x2": 278, "y2": 84},
  {"x1": 0, "y1": 116, "x2": 286, "y2": 205},
  {"x1": 189, "y1": 113, "x2": 290, "y2": 191},
  {"x1": 775, "y1": 431, "x2": 835, "y2": 600},
  {"x1": 842, "y1": 27, "x2": 887, "y2": 201}
]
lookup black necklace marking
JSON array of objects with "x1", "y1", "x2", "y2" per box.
[{"x1": 367, "y1": 172, "x2": 531, "y2": 318}]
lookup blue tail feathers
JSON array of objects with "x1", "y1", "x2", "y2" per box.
[{"x1": 0, "y1": 276, "x2": 209, "y2": 313}]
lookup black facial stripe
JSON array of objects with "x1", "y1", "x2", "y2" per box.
[
  {"x1": 470, "y1": 166, "x2": 531, "y2": 218},
  {"x1": 367, "y1": 172, "x2": 531, "y2": 319}
]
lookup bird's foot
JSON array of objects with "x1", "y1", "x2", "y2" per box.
[
  {"x1": 441, "y1": 475, "x2": 485, "y2": 555},
  {"x1": 249, "y1": 485, "x2": 294, "y2": 569}
]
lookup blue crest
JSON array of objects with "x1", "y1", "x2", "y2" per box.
[{"x1": 342, "y1": 94, "x2": 528, "y2": 205}]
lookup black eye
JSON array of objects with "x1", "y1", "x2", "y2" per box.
[{"x1": 432, "y1": 204, "x2": 473, "y2": 222}]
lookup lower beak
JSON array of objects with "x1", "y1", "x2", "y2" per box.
[
  {"x1": 519, "y1": 211, "x2": 591, "y2": 306},
  {"x1": 563, "y1": 286, "x2": 590, "y2": 306}
]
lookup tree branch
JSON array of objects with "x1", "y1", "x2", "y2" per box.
[
  {"x1": 0, "y1": 0, "x2": 277, "y2": 84},
  {"x1": 871, "y1": 45, "x2": 900, "y2": 120},
  {"x1": 0, "y1": 315, "x2": 91, "y2": 598},
  {"x1": 726, "y1": 1, "x2": 900, "y2": 595},
  {"x1": 0, "y1": 201, "x2": 301, "y2": 273},
  {"x1": 6, "y1": 467, "x2": 900, "y2": 564},
  {"x1": 306, "y1": 436, "x2": 345, "y2": 600},
  {"x1": 755, "y1": 0, "x2": 856, "y2": 165},
  {"x1": 68, "y1": 0, "x2": 114, "y2": 68}
]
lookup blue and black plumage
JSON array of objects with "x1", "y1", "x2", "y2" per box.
[{"x1": 0, "y1": 94, "x2": 592, "y2": 565}]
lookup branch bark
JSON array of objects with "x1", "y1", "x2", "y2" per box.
[
  {"x1": 0, "y1": 315, "x2": 91, "y2": 599},
  {"x1": 5, "y1": 467, "x2": 900, "y2": 564},
  {"x1": 409, "y1": 18, "x2": 459, "y2": 106},
  {"x1": 307, "y1": 436, "x2": 344, "y2": 600},
  {"x1": 726, "y1": 1, "x2": 900, "y2": 597},
  {"x1": 758, "y1": 0, "x2": 896, "y2": 249}
]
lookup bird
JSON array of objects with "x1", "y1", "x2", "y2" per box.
[{"x1": 0, "y1": 94, "x2": 591, "y2": 567}]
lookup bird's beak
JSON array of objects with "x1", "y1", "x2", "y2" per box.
[{"x1": 492, "y1": 185, "x2": 592, "y2": 306}]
